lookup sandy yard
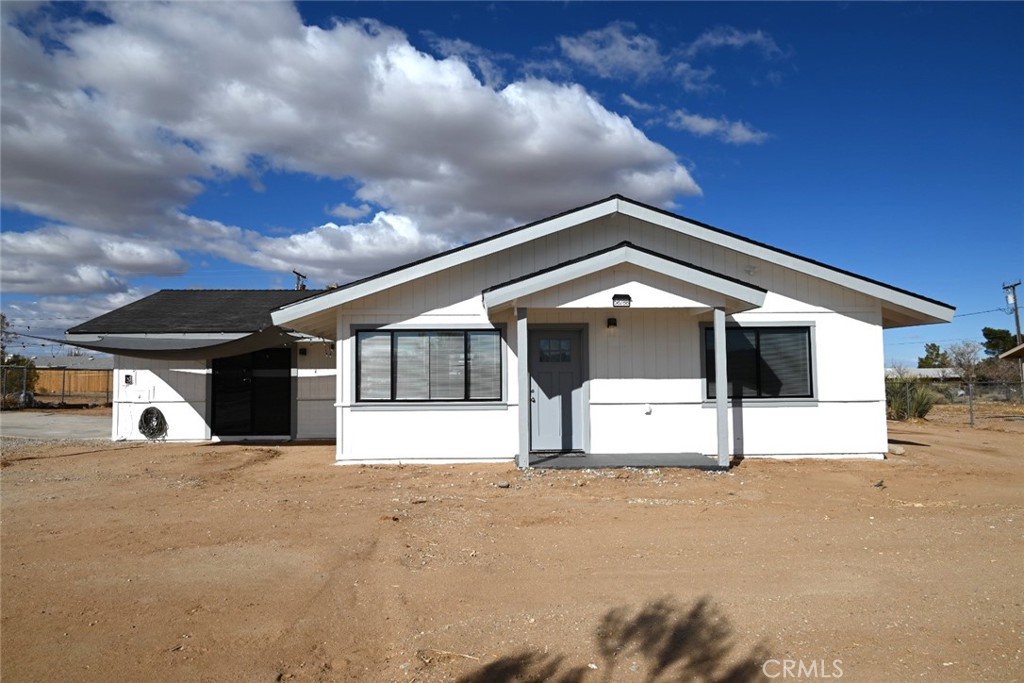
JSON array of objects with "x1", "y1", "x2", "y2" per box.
[{"x1": 1, "y1": 415, "x2": 1021, "y2": 682}]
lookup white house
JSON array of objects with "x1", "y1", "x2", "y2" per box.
[{"x1": 67, "y1": 196, "x2": 954, "y2": 468}]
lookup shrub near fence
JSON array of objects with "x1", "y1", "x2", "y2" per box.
[{"x1": 885, "y1": 377, "x2": 939, "y2": 420}]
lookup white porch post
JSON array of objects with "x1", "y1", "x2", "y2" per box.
[
  {"x1": 516, "y1": 307, "x2": 530, "y2": 468},
  {"x1": 335, "y1": 313, "x2": 345, "y2": 461},
  {"x1": 714, "y1": 307, "x2": 730, "y2": 468}
]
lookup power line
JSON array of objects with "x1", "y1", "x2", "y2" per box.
[
  {"x1": 886, "y1": 338, "x2": 978, "y2": 346},
  {"x1": 953, "y1": 308, "x2": 1005, "y2": 318}
]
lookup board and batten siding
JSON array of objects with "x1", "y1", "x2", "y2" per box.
[
  {"x1": 295, "y1": 341, "x2": 337, "y2": 439},
  {"x1": 331, "y1": 213, "x2": 889, "y2": 462}
]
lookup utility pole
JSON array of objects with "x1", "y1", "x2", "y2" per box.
[
  {"x1": 1004, "y1": 281, "x2": 1023, "y2": 383},
  {"x1": 292, "y1": 269, "x2": 308, "y2": 291}
]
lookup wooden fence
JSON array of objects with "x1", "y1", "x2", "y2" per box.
[{"x1": 34, "y1": 368, "x2": 113, "y2": 404}]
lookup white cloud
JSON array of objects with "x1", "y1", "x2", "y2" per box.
[
  {"x1": 1, "y1": 225, "x2": 188, "y2": 294},
  {"x1": 674, "y1": 63, "x2": 717, "y2": 93},
  {"x1": 620, "y1": 94, "x2": 658, "y2": 112},
  {"x1": 1, "y1": 3, "x2": 701, "y2": 296},
  {"x1": 685, "y1": 26, "x2": 783, "y2": 59},
  {"x1": 668, "y1": 110, "x2": 770, "y2": 145},
  {"x1": 423, "y1": 32, "x2": 507, "y2": 87},
  {"x1": 196, "y1": 212, "x2": 449, "y2": 284},
  {"x1": 558, "y1": 22, "x2": 664, "y2": 80},
  {"x1": 327, "y1": 202, "x2": 373, "y2": 220}
]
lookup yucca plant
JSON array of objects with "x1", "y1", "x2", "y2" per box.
[{"x1": 885, "y1": 378, "x2": 938, "y2": 420}]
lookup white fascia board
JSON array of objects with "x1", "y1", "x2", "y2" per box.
[
  {"x1": 272, "y1": 199, "x2": 620, "y2": 326},
  {"x1": 483, "y1": 244, "x2": 765, "y2": 310},
  {"x1": 619, "y1": 202, "x2": 955, "y2": 324}
]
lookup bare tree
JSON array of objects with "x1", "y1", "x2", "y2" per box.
[
  {"x1": 947, "y1": 341, "x2": 982, "y2": 382},
  {"x1": 0, "y1": 312, "x2": 16, "y2": 362}
]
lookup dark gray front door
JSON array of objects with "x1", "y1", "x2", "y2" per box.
[{"x1": 529, "y1": 330, "x2": 584, "y2": 451}]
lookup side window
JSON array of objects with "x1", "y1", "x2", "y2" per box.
[{"x1": 706, "y1": 327, "x2": 813, "y2": 399}]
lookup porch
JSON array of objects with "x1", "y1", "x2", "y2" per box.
[
  {"x1": 529, "y1": 452, "x2": 724, "y2": 470},
  {"x1": 482, "y1": 241, "x2": 768, "y2": 470}
]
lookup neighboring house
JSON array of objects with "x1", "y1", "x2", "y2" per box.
[
  {"x1": 884, "y1": 368, "x2": 960, "y2": 381},
  {"x1": 35, "y1": 355, "x2": 115, "y2": 370},
  {"x1": 999, "y1": 342, "x2": 1024, "y2": 361},
  {"x1": 34, "y1": 354, "x2": 115, "y2": 403},
  {"x1": 67, "y1": 196, "x2": 954, "y2": 467}
]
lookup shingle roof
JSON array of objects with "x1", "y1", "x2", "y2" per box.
[{"x1": 67, "y1": 290, "x2": 321, "y2": 334}]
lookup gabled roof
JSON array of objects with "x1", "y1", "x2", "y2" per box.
[
  {"x1": 68, "y1": 290, "x2": 321, "y2": 335},
  {"x1": 482, "y1": 241, "x2": 766, "y2": 310},
  {"x1": 271, "y1": 195, "x2": 955, "y2": 330}
]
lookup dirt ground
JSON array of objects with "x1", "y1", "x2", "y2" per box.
[
  {"x1": 1, "y1": 416, "x2": 1021, "y2": 682},
  {"x1": 926, "y1": 401, "x2": 1024, "y2": 432}
]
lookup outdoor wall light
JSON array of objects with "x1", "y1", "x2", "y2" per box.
[{"x1": 607, "y1": 317, "x2": 618, "y2": 329}]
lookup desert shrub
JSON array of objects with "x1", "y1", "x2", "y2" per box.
[{"x1": 886, "y1": 378, "x2": 938, "y2": 420}]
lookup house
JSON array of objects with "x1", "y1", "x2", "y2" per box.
[
  {"x1": 999, "y1": 342, "x2": 1024, "y2": 361},
  {"x1": 884, "y1": 367, "x2": 960, "y2": 381},
  {"x1": 67, "y1": 196, "x2": 954, "y2": 466}
]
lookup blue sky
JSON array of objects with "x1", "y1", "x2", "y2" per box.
[{"x1": 1, "y1": 1, "x2": 1021, "y2": 365}]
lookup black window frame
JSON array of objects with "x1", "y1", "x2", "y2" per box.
[
  {"x1": 355, "y1": 329, "x2": 503, "y2": 403},
  {"x1": 704, "y1": 325, "x2": 814, "y2": 400}
]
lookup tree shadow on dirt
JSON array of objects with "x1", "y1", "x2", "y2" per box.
[{"x1": 456, "y1": 596, "x2": 769, "y2": 683}]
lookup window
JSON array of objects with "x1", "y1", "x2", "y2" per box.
[
  {"x1": 538, "y1": 337, "x2": 572, "y2": 363},
  {"x1": 357, "y1": 330, "x2": 502, "y2": 402},
  {"x1": 705, "y1": 326, "x2": 813, "y2": 399}
]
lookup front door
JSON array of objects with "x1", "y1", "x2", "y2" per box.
[{"x1": 529, "y1": 330, "x2": 584, "y2": 451}]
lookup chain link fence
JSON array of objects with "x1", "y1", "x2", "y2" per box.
[
  {"x1": 1, "y1": 364, "x2": 35, "y2": 409},
  {"x1": 886, "y1": 378, "x2": 1024, "y2": 428}
]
